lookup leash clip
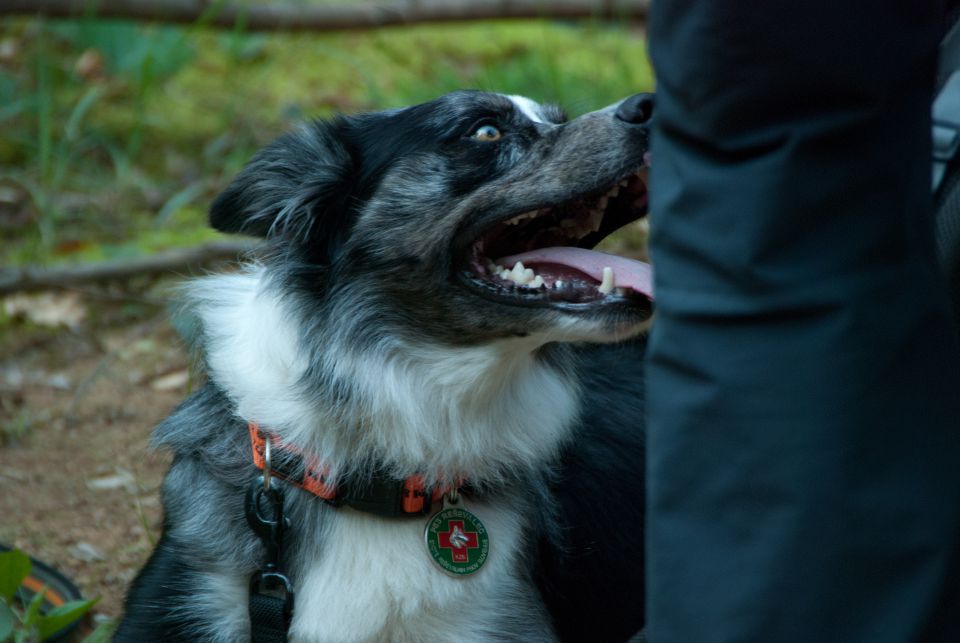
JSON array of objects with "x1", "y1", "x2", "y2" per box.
[{"x1": 245, "y1": 475, "x2": 290, "y2": 572}]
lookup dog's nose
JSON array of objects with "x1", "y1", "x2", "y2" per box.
[{"x1": 615, "y1": 93, "x2": 655, "y2": 125}]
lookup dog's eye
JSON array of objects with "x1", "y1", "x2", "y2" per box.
[{"x1": 471, "y1": 124, "x2": 502, "y2": 142}]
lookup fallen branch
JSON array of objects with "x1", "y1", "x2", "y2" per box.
[
  {"x1": 0, "y1": 240, "x2": 258, "y2": 295},
  {"x1": 0, "y1": 0, "x2": 649, "y2": 32}
]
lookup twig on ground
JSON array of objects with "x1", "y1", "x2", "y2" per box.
[
  {"x1": 0, "y1": 0, "x2": 649, "y2": 32},
  {"x1": 0, "y1": 240, "x2": 259, "y2": 296}
]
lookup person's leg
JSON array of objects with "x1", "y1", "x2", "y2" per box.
[{"x1": 645, "y1": 2, "x2": 960, "y2": 641}]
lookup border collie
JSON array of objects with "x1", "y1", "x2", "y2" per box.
[{"x1": 117, "y1": 90, "x2": 653, "y2": 642}]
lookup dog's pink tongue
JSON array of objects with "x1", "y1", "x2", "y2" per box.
[{"x1": 497, "y1": 247, "x2": 653, "y2": 298}]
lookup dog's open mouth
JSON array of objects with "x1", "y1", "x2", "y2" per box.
[{"x1": 460, "y1": 167, "x2": 651, "y2": 309}]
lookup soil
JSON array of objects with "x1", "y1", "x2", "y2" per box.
[{"x1": 0, "y1": 290, "x2": 190, "y2": 631}]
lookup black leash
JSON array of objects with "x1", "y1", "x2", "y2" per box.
[{"x1": 245, "y1": 437, "x2": 294, "y2": 642}]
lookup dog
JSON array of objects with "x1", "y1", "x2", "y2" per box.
[{"x1": 117, "y1": 90, "x2": 653, "y2": 642}]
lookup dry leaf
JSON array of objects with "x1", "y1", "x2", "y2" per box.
[
  {"x1": 3, "y1": 292, "x2": 87, "y2": 329},
  {"x1": 86, "y1": 468, "x2": 136, "y2": 492},
  {"x1": 150, "y1": 369, "x2": 190, "y2": 391},
  {"x1": 70, "y1": 541, "x2": 107, "y2": 562}
]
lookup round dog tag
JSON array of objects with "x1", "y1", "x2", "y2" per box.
[{"x1": 424, "y1": 501, "x2": 489, "y2": 576}]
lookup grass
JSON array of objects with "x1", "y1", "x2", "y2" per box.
[{"x1": 0, "y1": 15, "x2": 653, "y2": 268}]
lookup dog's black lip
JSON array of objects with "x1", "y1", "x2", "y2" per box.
[{"x1": 451, "y1": 165, "x2": 649, "y2": 261}]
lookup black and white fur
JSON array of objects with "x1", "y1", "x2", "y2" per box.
[{"x1": 118, "y1": 91, "x2": 652, "y2": 642}]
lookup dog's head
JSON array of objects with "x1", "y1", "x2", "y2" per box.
[{"x1": 211, "y1": 90, "x2": 653, "y2": 345}]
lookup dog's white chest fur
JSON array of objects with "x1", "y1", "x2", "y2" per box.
[{"x1": 290, "y1": 501, "x2": 536, "y2": 642}]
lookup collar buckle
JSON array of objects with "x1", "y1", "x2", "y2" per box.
[{"x1": 336, "y1": 472, "x2": 434, "y2": 517}]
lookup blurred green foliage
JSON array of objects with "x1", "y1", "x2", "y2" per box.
[{"x1": 0, "y1": 15, "x2": 653, "y2": 267}]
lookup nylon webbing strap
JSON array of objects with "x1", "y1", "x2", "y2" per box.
[
  {"x1": 934, "y1": 72, "x2": 960, "y2": 192},
  {"x1": 934, "y1": 16, "x2": 960, "y2": 193},
  {"x1": 249, "y1": 591, "x2": 289, "y2": 643}
]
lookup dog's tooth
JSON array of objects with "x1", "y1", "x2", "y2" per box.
[
  {"x1": 597, "y1": 196, "x2": 609, "y2": 211},
  {"x1": 619, "y1": 179, "x2": 629, "y2": 187},
  {"x1": 560, "y1": 218, "x2": 577, "y2": 229},
  {"x1": 513, "y1": 267, "x2": 535, "y2": 285},
  {"x1": 598, "y1": 267, "x2": 615, "y2": 294},
  {"x1": 588, "y1": 209, "x2": 604, "y2": 232},
  {"x1": 555, "y1": 280, "x2": 565, "y2": 289},
  {"x1": 506, "y1": 210, "x2": 538, "y2": 225},
  {"x1": 614, "y1": 287, "x2": 627, "y2": 296},
  {"x1": 510, "y1": 262, "x2": 529, "y2": 283},
  {"x1": 529, "y1": 275, "x2": 544, "y2": 289},
  {"x1": 499, "y1": 269, "x2": 511, "y2": 280},
  {"x1": 607, "y1": 185, "x2": 621, "y2": 198}
]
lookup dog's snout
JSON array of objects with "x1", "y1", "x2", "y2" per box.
[{"x1": 615, "y1": 93, "x2": 655, "y2": 125}]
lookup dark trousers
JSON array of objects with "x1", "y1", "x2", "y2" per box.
[{"x1": 645, "y1": 2, "x2": 960, "y2": 641}]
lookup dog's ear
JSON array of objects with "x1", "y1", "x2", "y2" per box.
[{"x1": 210, "y1": 121, "x2": 355, "y2": 254}]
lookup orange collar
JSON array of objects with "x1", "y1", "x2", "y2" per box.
[{"x1": 248, "y1": 423, "x2": 453, "y2": 517}]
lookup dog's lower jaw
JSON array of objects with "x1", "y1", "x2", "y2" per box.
[{"x1": 545, "y1": 310, "x2": 652, "y2": 345}]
